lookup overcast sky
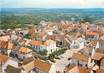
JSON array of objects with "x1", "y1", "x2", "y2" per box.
[{"x1": 1, "y1": 0, "x2": 104, "y2": 8}]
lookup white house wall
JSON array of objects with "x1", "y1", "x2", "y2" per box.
[{"x1": 49, "y1": 64, "x2": 56, "y2": 73}]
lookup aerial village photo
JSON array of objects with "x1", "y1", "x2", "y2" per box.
[{"x1": 0, "y1": 0, "x2": 104, "y2": 73}]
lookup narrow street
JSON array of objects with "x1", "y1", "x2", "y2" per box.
[{"x1": 54, "y1": 50, "x2": 74, "y2": 72}]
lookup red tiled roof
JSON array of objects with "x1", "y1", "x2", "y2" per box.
[
  {"x1": 22, "y1": 60, "x2": 52, "y2": 73},
  {"x1": 92, "y1": 52, "x2": 104, "y2": 60},
  {"x1": 86, "y1": 31, "x2": 98, "y2": 36},
  {"x1": 30, "y1": 40, "x2": 42, "y2": 46},
  {"x1": 0, "y1": 40, "x2": 8, "y2": 49},
  {"x1": 39, "y1": 32, "x2": 47, "y2": 37},
  {"x1": 19, "y1": 47, "x2": 32, "y2": 53},
  {"x1": 30, "y1": 39, "x2": 55, "y2": 46},
  {"x1": 72, "y1": 53, "x2": 88, "y2": 63},
  {"x1": 34, "y1": 60, "x2": 52, "y2": 73},
  {"x1": 0, "y1": 54, "x2": 8, "y2": 64}
]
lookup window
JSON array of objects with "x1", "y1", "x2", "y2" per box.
[{"x1": 51, "y1": 49, "x2": 52, "y2": 52}]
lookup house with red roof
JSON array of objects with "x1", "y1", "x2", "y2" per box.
[{"x1": 30, "y1": 39, "x2": 57, "y2": 55}]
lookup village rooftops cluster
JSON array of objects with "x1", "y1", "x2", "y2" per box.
[{"x1": 0, "y1": 21, "x2": 104, "y2": 73}]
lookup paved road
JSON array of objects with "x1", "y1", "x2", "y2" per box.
[{"x1": 54, "y1": 50, "x2": 74, "y2": 72}]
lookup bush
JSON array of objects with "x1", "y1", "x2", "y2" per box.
[
  {"x1": 50, "y1": 59, "x2": 56, "y2": 63},
  {"x1": 48, "y1": 53, "x2": 55, "y2": 60},
  {"x1": 56, "y1": 71, "x2": 61, "y2": 73},
  {"x1": 24, "y1": 34, "x2": 31, "y2": 39},
  {"x1": 38, "y1": 50, "x2": 47, "y2": 56},
  {"x1": 55, "y1": 56, "x2": 60, "y2": 60},
  {"x1": 48, "y1": 48, "x2": 67, "y2": 60},
  {"x1": 25, "y1": 45, "x2": 33, "y2": 49}
]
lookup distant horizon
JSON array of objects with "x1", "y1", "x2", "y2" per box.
[
  {"x1": 1, "y1": 7, "x2": 104, "y2": 9},
  {"x1": 1, "y1": 0, "x2": 104, "y2": 8}
]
